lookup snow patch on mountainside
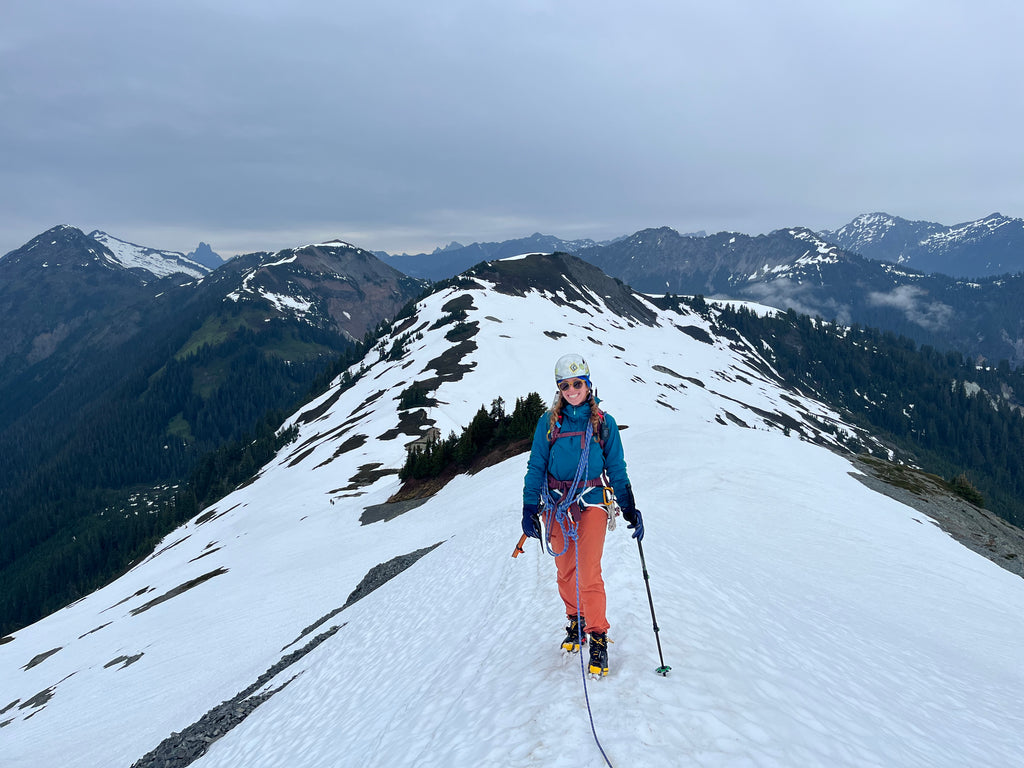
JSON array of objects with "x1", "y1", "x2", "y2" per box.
[{"x1": 89, "y1": 230, "x2": 210, "y2": 280}]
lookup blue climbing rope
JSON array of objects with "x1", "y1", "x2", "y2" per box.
[
  {"x1": 573, "y1": 531, "x2": 614, "y2": 768},
  {"x1": 540, "y1": 421, "x2": 594, "y2": 557}
]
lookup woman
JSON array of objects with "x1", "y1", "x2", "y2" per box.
[{"x1": 521, "y1": 352, "x2": 643, "y2": 676}]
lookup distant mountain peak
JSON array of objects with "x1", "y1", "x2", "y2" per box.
[
  {"x1": 464, "y1": 251, "x2": 659, "y2": 327},
  {"x1": 186, "y1": 242, "x2": 224, "y2": 270},
  {"x1": 5, "y1": 225, "x2": 114, "y2": 269},
  {"x1": 822, "y1": 212, "x2": 1024, "y2": 278},
  {"x1": 221, "y1": 242, "x2": 425, "y2": 341},
  {"x1": 435, "y1": 241, "x2": 465, "y2": 253}
]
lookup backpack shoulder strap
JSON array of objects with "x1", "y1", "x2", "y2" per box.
[
  {"x1": 546, "y1": 414, "x2": 560, "y2": 445},
  {"x1": 548, "y1": 410, "x2": 609, "y2": 449}
]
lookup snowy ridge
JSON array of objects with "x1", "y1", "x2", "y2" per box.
[
  {"x1": 2, "y1": 259, "x2": 1023, "y2": 767},
  {"x1": 89, "y1": 230, "x2": 210, "y2": 280},
  {"x1": 918, "y1": 212, "x2": 1019, "y2": 252},
  {"x1": 826, "y1": 213, "x2": 932, "y2": 257},
  {"x1": 821, "y1": 212, "x2": 1024, "y2": 275},
  {"x1": 745, "y1": 229, "x2": 845, "y2": 282}
]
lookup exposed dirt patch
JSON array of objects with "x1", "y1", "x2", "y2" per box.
[
  {"x1": 104, "y1": 653, "x2": 144, "y2": 670},
  {"x1": 349, "y1": 388, "x2": 387, "y2": 416},
  {"x1": 105, "y1": 587, "x2": 155, "y2": 613},
  {"x1": 423, "y1": 339, "x2": 477, "y2": 384},
  {"x1": 360, "y1": 498, "x2": 432, "y2": 525},
  {"x1": 676, "y1": 324, "x2": 714, "y2": 344},
  {"x1": 195, "y1": 503, "x2": 238, "y2": 526},
  {"x1": 337, "y1": 463, "x2": 399, "y2": 492},
  {"x1": 314, "y1": 433, "x2": 368, "y2": 468},
  {"x1": 78, "y1": 623, "x2": 112, "y2": 640},
  {"x1": 19, "y1": 686, "x2": 56, "y2": 710},
  {"x1": 722, "y1": 410, "x2": 749, "y2": 428},
  {"x1": 130, "y1": 568, "x2": 228, "y2": 616},
  {"x1": 377, "y1": 408, "x2": 432, "y2": 441},
  {"x1": 653, "y1": 364, "x2": 688, "y2": 381},
  {"x1": 23, "y1": 647, "x2": 61, "y2": 671},
  {"x1": 188, "y1": 547, "x2": 222, "y2": 564},
  {"x1": 294, "y1": 386, "x2": 344, "y2": 425}
]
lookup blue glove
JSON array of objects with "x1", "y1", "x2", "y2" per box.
[
  {"x1": 522, "y1": 504, "x2": 540, "y2": 538},
  {"x1": 623, "y1": 506, "x2": 644, "y2": 541}
]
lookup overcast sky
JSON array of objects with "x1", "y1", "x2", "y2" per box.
[{"x1": 3, "y1": 1, "x2": 1021, "y2": 258}]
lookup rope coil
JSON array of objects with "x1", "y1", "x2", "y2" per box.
[{"x1": 540, "y1": 421, "x2": 594, "y2": 555}]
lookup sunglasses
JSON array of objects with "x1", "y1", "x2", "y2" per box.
[{"x1": 558, "y1": 379, "x2": 587, "y2": 392}]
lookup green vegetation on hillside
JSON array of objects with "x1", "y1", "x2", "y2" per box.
[
  {"x1": 399, "y1": 393, "x2": 546, "y2": 481},
  {"x1": 0, "y1": 320, "x2": 368, "y2": 637}
]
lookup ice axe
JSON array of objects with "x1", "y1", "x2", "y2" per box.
[
  {"x1": 511, "y1": 513, "x2": 546, "y2": 558},
  {"x1": 511, "y1": 533, "x2": 528, "y2": 558}
]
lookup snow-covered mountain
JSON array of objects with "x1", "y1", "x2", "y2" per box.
[
  {"x1": 3, "y1": 253, "x2": 1022, "y2": 768},
  {"x1": 208, "y1": 239, "x2": 427, "y2": 342},
  {"x1": 822, "y1": 212, "x2": 1024, "y2": 277},
  {"x1": 88, "y1": 230, "x2": 212, "y2": 280}
]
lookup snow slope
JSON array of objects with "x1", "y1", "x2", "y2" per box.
[
  {"x1": 2, "y1": 259, "x2": 1022, "y2": 768},
  {"x1": 89, "y1": 230, "x2": 210, "y2": 280}
]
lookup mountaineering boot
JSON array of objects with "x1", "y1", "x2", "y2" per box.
[
  {"x1": 588, "y1": 632, "x2": 609, "y2": 677},
  {"x1": 561, "y1": 615, "x2": 587, "y2": 653}
]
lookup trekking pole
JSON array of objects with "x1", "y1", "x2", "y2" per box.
[{"x1": 636, "y1": 539, "x2": 671, "y2": 676}]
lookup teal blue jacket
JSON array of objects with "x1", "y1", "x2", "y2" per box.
[{"x1": 522, "y1": 402, "x2": 631, "y2": 508}]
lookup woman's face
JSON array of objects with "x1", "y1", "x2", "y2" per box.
[{"x1": 558, "y1": 378, "x2": 590, "y2": 406}]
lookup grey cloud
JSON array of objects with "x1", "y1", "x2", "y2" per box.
[
  {"x1": 866, "y1": 286, "x2": 955, "y2": 331},
  {"x1": 739, "y1": 280, "x2": 853, "y2": 326},
  {"x1": 2, "y1": 1, "x2": 1023, "y2": 257}
]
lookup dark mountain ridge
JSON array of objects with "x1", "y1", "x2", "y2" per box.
[
  {"x1": 368, "y1": 213, "x2": 1024, "y2": 367},
  {"x1": 379, "y1": 232, "x2": 607, "y2": 280},
  {"x1": 575, "y1": 226, "x2": 1024, "y2": 368},
  {"x1": 0, "y1": 228, "x2": 425, "y2": 635}
]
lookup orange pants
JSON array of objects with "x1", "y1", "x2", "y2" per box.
[{"x1": 548, "y1": 505, "x2": 609, "y2": 634}]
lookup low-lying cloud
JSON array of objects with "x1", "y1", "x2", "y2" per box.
[
  {"x1": 867, "y1": 285, "x2": 955, "y2": 331},
  {"x1": 741, "y1": 280, "x2": 853, "y2": 325}
]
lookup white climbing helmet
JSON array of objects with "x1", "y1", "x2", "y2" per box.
[{"x1": 554, "y1": 353, "x2": 591, "y2": 384}]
